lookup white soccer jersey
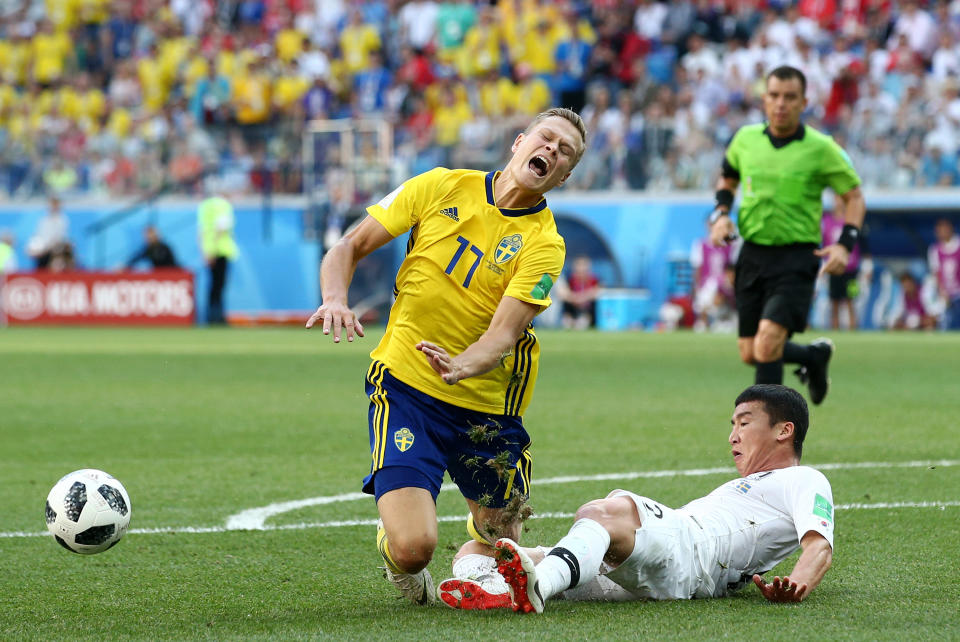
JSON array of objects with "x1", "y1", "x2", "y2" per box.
[{"x1": 678, "y1": 465, "x2": 835, "y2": 596}]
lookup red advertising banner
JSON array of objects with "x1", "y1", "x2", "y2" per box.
[{"x1": 1, "y1": 270, "x2": 195, "y2": 325}]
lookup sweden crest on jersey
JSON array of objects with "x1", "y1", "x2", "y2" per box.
[{"x1": 495, "y1": 234, "x2": 523, "y2": 264}]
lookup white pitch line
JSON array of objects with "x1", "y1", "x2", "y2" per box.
[
  {"x1": 532, "y1": 459, "x2": 960, "y2": 486},
  {"x1": 8, "y1": 461, "x2": 957, "y2": 539},
  {"x1": 224, "y1": 491, "x2": 368, "y2": 531},
  {"x1": 4, "y1": 502, "x2": 959, "y2": 540},
  {"x1": 225, "y1": 459, "x2": 960, "y2": 530}
]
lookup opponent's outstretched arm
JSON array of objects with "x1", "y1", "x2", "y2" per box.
[
  {"x1": 417, "y1": 296, "x2": 539, "y2": 385},
  {"x1": 306, "y1": 216, "x2": 394, "y2": 342},
  {"x1": 753, "y1": 530, "x2": 832, "y2": 603}
]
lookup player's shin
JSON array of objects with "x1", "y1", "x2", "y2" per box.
[{"x1": 535, "y1": 518, "x2": 611, "y2": 601}]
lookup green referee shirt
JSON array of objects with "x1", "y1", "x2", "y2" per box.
[{"x1": 724, "y1": 123, "x2": 861, "y2": 246}]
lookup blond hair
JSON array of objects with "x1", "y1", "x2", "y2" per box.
[{"x1": 524, "y1": 107, "x2": 588, "y2": 165}]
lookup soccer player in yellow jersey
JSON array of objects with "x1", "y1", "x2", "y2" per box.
[{"x1": 306, "y1": 108, "x2": 587, "y2": 607}]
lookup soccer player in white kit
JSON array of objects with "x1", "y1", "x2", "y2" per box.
[{"x1": 491, "y1": 384, "x2": 834, "y2": 612}]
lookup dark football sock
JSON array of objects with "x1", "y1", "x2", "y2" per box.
[
  {"x1": 754, "y1": 359, "x2": 784, "y2": 385},
  {"x1": 782, "y1": 341, "x2": 813, "y2": 366}
]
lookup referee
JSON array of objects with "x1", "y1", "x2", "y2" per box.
[{"x1": 709, "y1": 66, "x2": 865, "y2": 405}]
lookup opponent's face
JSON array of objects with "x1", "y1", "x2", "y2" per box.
[
  {"x1": 763, "y1": 76, "x2": 807, "y2": 136},
  {"x1": 728, "y1": 401, "x2": 792, "y2": 477},
  {"x1": 508, "y1": 117, "x2": 583, "y2": 193}
]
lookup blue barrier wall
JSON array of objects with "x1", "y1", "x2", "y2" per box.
[
  {"x1": 0, "y1": 198, "x2": 319, "y2": 321},
  {"x1": 549, "y1": 193, "x2": 712, "y2": 305},
  {"x1": 3, "y1": 191, "x2": 956, "y2": 324}
]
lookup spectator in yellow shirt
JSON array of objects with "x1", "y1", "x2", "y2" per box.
[
  {"x1": 477, "y1": 69, "x2": 517, "y2": 119},
  {"x1": 0, "y1": 84, "x2": 18, "y2": 127},
  {"x1": 106, "y1": 107, "x2": 133, "y2": 139},
  {"x1": 432, "y1": 85, "x2": 472, "y2": 162},
  {"x1": 31, "y1": 19, "x2": 73, "y2": 86},
  {"x1": 273, "y1": 62, "x2": 310, "y2": 115},
  {"x1": 511, "y1": 62, "x2": 551, "y2": 118},
  {"x1": 157, "y1": 25, "x2": 193, "y2": 87},
  {"x1": 138, "y1": 45, "x2": 169, "y2": 113},
  {"x1": 59, "y1": 72, "x2": 105, "y2": 125},
  {"x1": 232, "y1": 57, "x2": 272, "y2": 126},
  {"x1": 0, "y1": 33, "x2": 30, "y2": 85},
  {"x1": 458, "y1": 6, "x2": 501, "y2": 78},
  {"x1": 275, "y1": 8, "x2": 307, "y2": 64},
  {"x1": 180, "y1": 50, "x2": 210, "y2": 97},
  {"x1": 45, "y1": 0, "x2": 79, "y2": 32},
  {"x1": 340, "y1": 9, "x2": 382, "y2": 75},
  {"x1": 515, "y1": 16, "x2": 561, "y2": 76}
]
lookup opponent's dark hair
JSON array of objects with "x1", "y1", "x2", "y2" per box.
[
  {"x1": 766, "y1": 65, "x2": 807, "y2": 96},
  {"x1": 735, "y1": 384, "x2": 809, "y2": 458}
]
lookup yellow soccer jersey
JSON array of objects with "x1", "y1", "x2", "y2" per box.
[{"x1": 366, "y1": 167, "x2": 565, "y2": 416}]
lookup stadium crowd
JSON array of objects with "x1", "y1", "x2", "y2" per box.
[{"x1": 2, "y1": 0, "x2": 960, "y2": 199}]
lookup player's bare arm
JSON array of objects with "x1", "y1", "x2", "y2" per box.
[
  {"x1": 306, "y1": 216, "x2": 394, "y2": 342},
  {"x1": 753, "y1": 530, "x2": 832, "y2": 603},
  {"x1": 710, "y1": 175, "x2": 740, "y2": 247},
  {"x1": 417, "y1": 296, "x2": 539, "y2": 385},
  {"x1": 815, "y1": 185, "x2": 866, "y2": 276}
]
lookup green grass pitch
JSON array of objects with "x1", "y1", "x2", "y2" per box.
[{"x1": 0, "y1": 327, "x2": 957, "y2": 640}]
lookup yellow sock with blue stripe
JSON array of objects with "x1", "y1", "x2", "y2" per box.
[
  {"x1": 377, "y1": 524, "x2": 404, "y2": 574},
  {"x1": 467, "y1": 513, "x2": 495, "y2": 546}
]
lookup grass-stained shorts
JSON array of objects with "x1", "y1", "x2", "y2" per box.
[{"x1": 362, "y1": 361, "x2": 532, "y2": 508}]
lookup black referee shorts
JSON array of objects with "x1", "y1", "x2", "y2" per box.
[{"x1": 735, "y1": 241, "x2": 820, "y2": 338}]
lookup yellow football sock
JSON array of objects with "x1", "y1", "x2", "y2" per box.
[
  {"x1": 377, "y1": 525, "x2": 404, "y2": 574},
  {"x1": 466, "y1": 513, "x2": 495, "y2": 546}
]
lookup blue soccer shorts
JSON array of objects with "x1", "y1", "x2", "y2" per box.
[{"x1": 361, "y1": 361, "x2": 532, "y2": 507}]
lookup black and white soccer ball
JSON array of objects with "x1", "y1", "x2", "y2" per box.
[{"x1": 45, "y1": 469, "x2": 131, "y2": 554}]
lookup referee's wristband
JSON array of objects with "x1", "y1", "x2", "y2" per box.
[
  {"x1": 837, "y1": 224, "x2": 860, "y2": 252},
  {"x1": 715, "y1": 188, "x2": 734, "y2": 210}
]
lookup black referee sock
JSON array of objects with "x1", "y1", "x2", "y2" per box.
[
  {"x1": 783, "y1": 341, "x2": 812, "y2": 366},
  {"x1": 754, "y1": 359, "x2": 784, "y2": 385}
]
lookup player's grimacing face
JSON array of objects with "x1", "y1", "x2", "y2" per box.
[
  {"x1": 729, "y1": 401, "x2": 780, "y2": 476},
  {"x1": 763, "y1": 76, "x2": 806, "y2": 134},
  {"x1": 510, "y1": 117, "x2": 583, "y2": 192}
]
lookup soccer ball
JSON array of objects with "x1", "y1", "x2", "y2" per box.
[{"x1": 45, "y1": 469, "x2": 131, "y2": 554}]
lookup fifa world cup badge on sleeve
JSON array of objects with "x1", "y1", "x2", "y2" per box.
[
  {"x1": 813, "y1": 493, "x2": 833, "y2": 523},
  {"x1": 530, "y1": 274, "x2": 554, "y2": 299}
]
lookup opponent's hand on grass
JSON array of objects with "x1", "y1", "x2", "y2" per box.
[
  {"x1": 305, "y1": 301, "x2": 364, "y2": 343},
  {"x1": 815, "y1": 243, "x2": 850, "y2": 277},
  {"x1": 753, "y1": 574, "x2": 808, "y2": 603},
  {"x1": 416, "y1": 341, "x2": 462, "y2": 385}
]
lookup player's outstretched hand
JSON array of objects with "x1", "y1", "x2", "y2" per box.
[
  {"x1": 815, "y1": 243, "x2": 850, "y2": 277},
  {"x1": 305, "y1": 302, "x2": 364, "y2": 343},
  {"x1": 416, "y1": 340, "x2": 461, "y2": 385},
  {"x1": 753, "y1": 574, "x2": 808, "y2": 603}
]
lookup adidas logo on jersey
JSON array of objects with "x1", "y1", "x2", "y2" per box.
[{"x1": 440, "y1": 207, "x2": 460, "y2": 221}]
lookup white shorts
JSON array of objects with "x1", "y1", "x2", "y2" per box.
[
  {"x1": 693, "y1": 280, "x2": 720, "y2": 314},
  {"x1": 598, "y1": 491, "x2": 715, "y2": 600}
]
